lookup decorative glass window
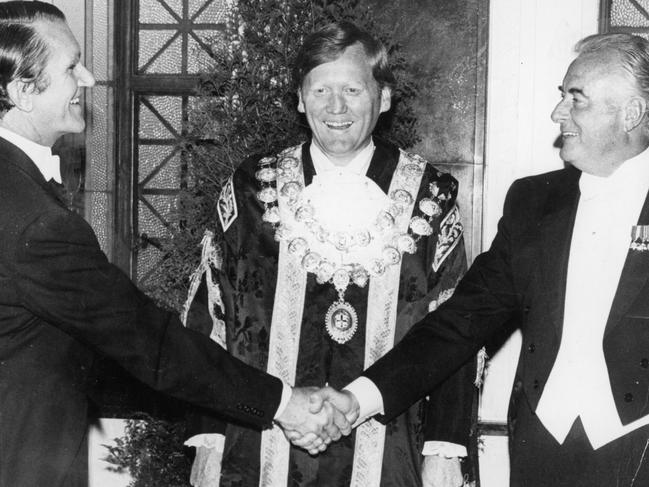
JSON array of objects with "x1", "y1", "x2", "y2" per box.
[
  {"x1": 85, "y1": 0, "x2": 227, "y2": 287},
  {"x1": 602, "y1": 0, "x2": 649, "y2": 36}
]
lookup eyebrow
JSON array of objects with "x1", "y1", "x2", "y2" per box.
[{"x1": 558, "y1": 85, "x2": 586, "y2": 96}]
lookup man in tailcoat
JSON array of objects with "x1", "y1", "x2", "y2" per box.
[
  {"x1": 324, "y1": 32, "x2": 649, "y2": 486},
  {"x1": 0, "y1": 3, "x2": 346, "y2": 486}
]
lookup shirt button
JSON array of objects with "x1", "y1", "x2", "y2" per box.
[
  {"x1": 528, "y1": 343, "x2": 536, "y2": 353},
  {"x1": 625, "y1": 393, "x2": 634, "y2": 403},
  {"x1": 533, "y1": 379, "x2": 539, "y2": 389},
  {"x1": 641, "y1": 358, "x2": 649, "y2": 369}
]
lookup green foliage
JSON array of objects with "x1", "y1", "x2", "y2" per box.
[{"x1": 103, "y1": 415, "x2": 191, "y2": 487}]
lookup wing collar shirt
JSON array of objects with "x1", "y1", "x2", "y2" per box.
[
  {"x1": 0, "y1": 126, "x2": 61, "y2": 183},
  {"x1": 536, "y1": 148, "x2": 649, "y2": 449}
]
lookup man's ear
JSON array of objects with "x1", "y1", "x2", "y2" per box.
[
  {"x1": 297, "y1": 90, "x2": 305, "y2": 113},
  {"x1": 379, "y1": 86, "x2": 391, "y2": 113},
  {"x1": 624, "y1": 96, "x2": 647, "y2": 132},
  {"x1": 6, "y1": 79, "x2": 34, "y2": 112}
]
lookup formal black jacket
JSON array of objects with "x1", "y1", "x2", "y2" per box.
[
  {"x1": 364, "y1": 165, "x2": 649, "y2": 431},
  {"x1": 0, "y1": 137, "x2": 282, "y2": 486}
]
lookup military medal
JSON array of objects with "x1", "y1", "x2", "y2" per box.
[{"x1": 322, "y1": 268, "x2": 358, "y2": 343}]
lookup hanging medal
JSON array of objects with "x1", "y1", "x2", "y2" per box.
[{"x1": 325, "y1": 269, "x2": 358, "y2": 344}]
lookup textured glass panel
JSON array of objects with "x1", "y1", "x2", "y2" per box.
[
  {"x1": 150, "y1": 96, "x2": 183, "y2": 132},
  {"x1": 138, "y1": 96, "x2": 183, "y2": 139},
  {"x1": 139, "y1": 145, "x2": 182, "y2": 189},
  {"x1": 151, "y1": 151, "x2": 182, "y2": 189},
  {"x1": 189, "y1": 0, "x2": 208, "y2": 18},
  {"x1": 192, "y1": 0, "x2": 228, "y2": 23},
  {"x1": 140, "y1": 0, "x2": 178, "y2": 23},
  {"x1": 148, "y1": 36, "x2": 184, "y2": 73},
  {"x1": 188, "y1": 31, "x2": 224, "y2": 73},
  {"x1": 611, "y1": 0, "x2": 649, "y2": 27},
  {"x1": 139, "y1": 145, "x2": 173, "y2": 182},
  {"x1": 162, "y1": 0, "x2": 184, "y2": 17},
  {"x1": 88, "y1": 86, "x2": 115, "y2": 193},
  {"x1": 138, "y1": 30, "x2": 180, "y2": 73},
  {"x1": 137, "y1": 245, "x2": 163, "y2": 284},
  {"x1": 91, "y1": 0, "x2": 110, "y2": 81},
  {"x1": 139, "y1": 103, "x2": 172, "y2": 139},
  {"x1": 89, "y1": 192, "x2": 110, "y2": 255},
  {"x1": 139, "y1": 194, "x2": 176, "y2": 233}
]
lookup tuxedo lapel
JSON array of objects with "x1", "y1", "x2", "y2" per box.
[
  {"x1": 536, "y1": 167, "x2": 580, "y2": 337},
  {"x1": 605, "y1": 189, "x2": 649, "y2": 336}
]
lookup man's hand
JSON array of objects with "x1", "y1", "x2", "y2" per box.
[
  {"x1": 421, "y1": 455, "x2": 464, "y2": 487},
  {"x1": 309, "y1": 386, "x2": 360, "y2": 427},
  {"x1": 275, "y1": 386, "x2": 351, "y2": 455}
]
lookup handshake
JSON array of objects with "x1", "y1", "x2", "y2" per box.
[{"x1": 274, "y1": 386, "x2": 362, "y2": 455}]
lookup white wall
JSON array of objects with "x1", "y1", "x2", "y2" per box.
[{"x1": 479, "y1": 0, "x2": 599, "y2": 485}]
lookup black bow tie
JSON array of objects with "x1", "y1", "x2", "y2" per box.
[{"x1": 47, "y1": 178, "x2": 68, "y2": 205}]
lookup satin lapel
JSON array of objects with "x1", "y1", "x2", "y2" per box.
[
  {"x1": 604, "y1": 190, "x2": 649, "y2": 336},
  {"x1": 536, "y1": 168, "x2": 581, "y2": 337}
]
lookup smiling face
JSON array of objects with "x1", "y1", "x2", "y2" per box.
[
  {"x1": 297, "y1": 43, "x2": 391, "y2": 166},
  {"x1": 551, "y1": 51, "x2": 640, "y2": 176},
  {"x1": 14, "y1": 19, "x2": 95, "y2": 146}
]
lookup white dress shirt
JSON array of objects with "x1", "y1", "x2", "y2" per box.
[
  {"x1": 0, "y1": 126, "x2": 62, "y2": 183},
  {"x1": 536, "y1": 150, "x2": 649, "y2": 449}
]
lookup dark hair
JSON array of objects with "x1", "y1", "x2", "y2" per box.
[
  {"x1": 0, "y1": 1, "x2": 65, "y2": 113},
  {"x1": 576, "y1": 33, "x2": 649, "y2": 102},
  {"x1": 293, "y1": 21, "x2": 395, "y2": 91}
]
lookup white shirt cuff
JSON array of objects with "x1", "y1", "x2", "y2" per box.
[
  {"x1": 273, "y1": 381, "x2": 293, "y2": 420},
  {"x1": 422, "y1": 440, "x2": 467, "y2": 458},
  {"x1": 344, "y1": 376, "x2": 384, "y2": 425},
  {"x1": 184, "y1": 433, "x2": 225, "y2": 450}
]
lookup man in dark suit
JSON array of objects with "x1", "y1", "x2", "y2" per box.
[
  {"x1": 314, "y1": 32, "x2": 649, "y2": 486},
  {"x1": 0, "y1": 3, "x2": 348, "y2": 486}
]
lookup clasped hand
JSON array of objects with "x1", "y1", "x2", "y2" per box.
[{"x1": 275, "y1": 386, "x2": 360, "y2": 455}]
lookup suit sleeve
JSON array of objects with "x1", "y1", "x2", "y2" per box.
[
  {"x1": 421, "y1": 236, "x2": 476, "y2": 448},
  {"x1": 183, "y1": 165, "x2": 254, "y2": 436},
  {"x1": 9, "y1": 207, "x2": 282, "y2": 429},
  {"x1": 365, "y1": 179, "x2": 523, "y2": 422},
  {"x1": 184, "y1": 275, "x2": 228, "y2": 436}
]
